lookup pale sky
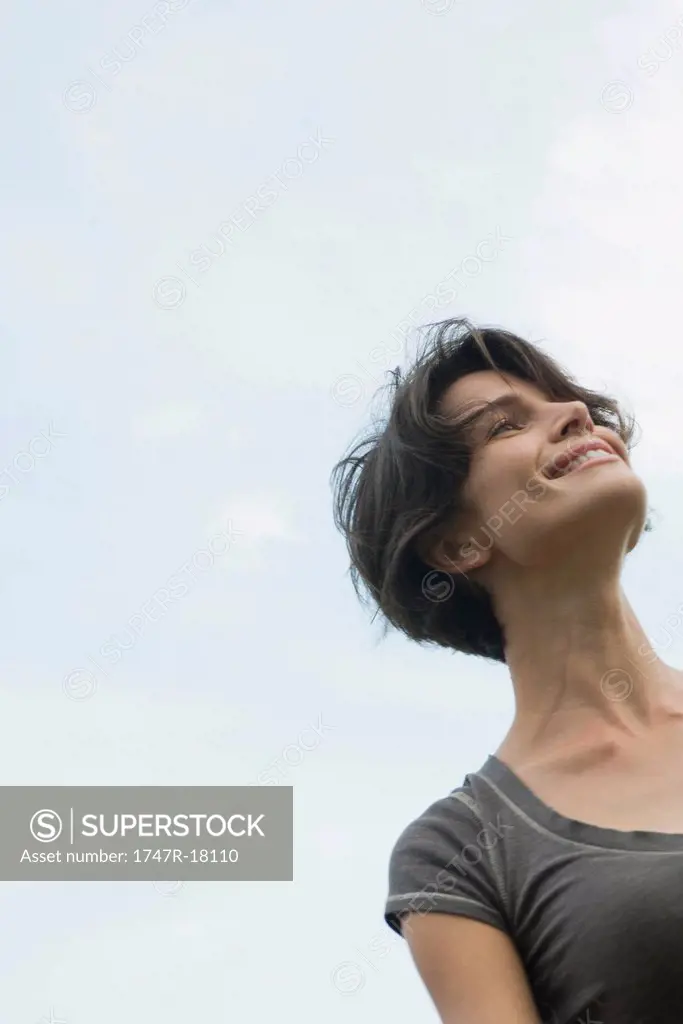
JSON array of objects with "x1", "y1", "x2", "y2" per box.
[{"x1": 3, "y1": 0, "x2": 683, "y2": 1020}]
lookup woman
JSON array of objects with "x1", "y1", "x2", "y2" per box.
[{"x1": 331, "y1": 318, "x2": 683, "y2": 1024}]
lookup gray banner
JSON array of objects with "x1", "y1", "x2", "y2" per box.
[{"x1": 1, "y1": 786, "x2": 292, "y2": 880}]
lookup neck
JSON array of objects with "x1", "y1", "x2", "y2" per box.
[{"x1": 492, "y1": 557, "x2": 682, "y2": 761}]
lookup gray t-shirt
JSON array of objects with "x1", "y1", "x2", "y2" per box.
[{"x1": 385, "y1": 753, "x2": 683, "y2": 1024}]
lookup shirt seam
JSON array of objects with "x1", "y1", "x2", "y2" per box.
[
  {"x1": 450, "y1": 787, "x2": 510, "y2": 920},
  {"x1": 385, "y1": 891, "x2": 505, "y2": 922},
  {"x1": 476, "y1": 772, "x2": 683, "y2": 854}
]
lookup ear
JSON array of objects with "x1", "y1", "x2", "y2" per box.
[{"x1": 417, "y1": 531, "x2": 491, "y2": 577}]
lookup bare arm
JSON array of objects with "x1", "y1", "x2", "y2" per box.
[{"x1": 401, "y1": 911, "x2": 543, "y2": 1024}]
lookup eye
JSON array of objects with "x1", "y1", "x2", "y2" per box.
[{"x1": 487, "y1": 415, "x2": 519, "y2": 439}]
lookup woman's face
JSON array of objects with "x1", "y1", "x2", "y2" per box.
[{"x1": 437, "y1": 370, "x2": 647, "y2": 572}]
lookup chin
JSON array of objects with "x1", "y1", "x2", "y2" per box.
[
  {"x1": 511, "y1": 473, "x2": 648, "y2": 567},
  {"x1": 604, "y1": 471, "x2": 648, "y2": 551}
]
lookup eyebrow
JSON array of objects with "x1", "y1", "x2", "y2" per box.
[{"x1": 447, "y1": 392, "x2": 527, "y2": 431}]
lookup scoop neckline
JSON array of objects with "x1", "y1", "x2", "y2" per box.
[{"x1": 478, "y1": 752, "x2": 683, "y2": 852}]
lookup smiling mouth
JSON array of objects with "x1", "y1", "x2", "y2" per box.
[{"x1": 543, "y1": 446, "x2": 620, "y2": 480}]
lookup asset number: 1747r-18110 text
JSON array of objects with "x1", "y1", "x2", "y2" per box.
[{"x1": 133, "y1": 849, "x2": 239, "y2": 863}]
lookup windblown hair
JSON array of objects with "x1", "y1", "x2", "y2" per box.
[{"x1": 330, "y1": 318, "x2": 646, "y2": 663}]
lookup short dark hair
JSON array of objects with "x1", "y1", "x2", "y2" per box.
[{"x1": 330, "y1": 318, "x2": 647, "y2": 663}]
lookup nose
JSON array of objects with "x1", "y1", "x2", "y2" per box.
[{"x1": 549, "y1": 399, "x2": 594, "y2": 442}]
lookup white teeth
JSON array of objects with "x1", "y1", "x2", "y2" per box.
[
  {"x1": 575, "y1": 449, "x2": 611, "y2": 464},
  {"x1": 544, "y1": 447, "x2": 614, "y2": 478},
  {"x1": 568, "y1": 454, "x2": 591, "y2": 469},
  {"x1": 560, "y1": 449, "x2": 612, "y2": 476}
]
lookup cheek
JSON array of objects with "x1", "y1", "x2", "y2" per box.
[
  {"x1": 465, "y1": 456, "x2": 547, "y2": 549},
  {"x1": 469, "y1": 452, "x2": 538, "y2": 515}
]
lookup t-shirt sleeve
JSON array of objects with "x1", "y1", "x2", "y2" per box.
[{"x1": 384, "y1": 791, "x2": 509, "y2": 937}]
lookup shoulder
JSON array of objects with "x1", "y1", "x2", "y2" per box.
[
  {"x1": 392, "y1": 782, "x2": 476, "y2": 838},
  {"x1": 388, "y1": 779, "x2": 490, "y2": 874},
  {"x1": 385, "y1": 775, "x2": 511, "y2": 937}
]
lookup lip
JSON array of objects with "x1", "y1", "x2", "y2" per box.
[{"x1": 543, "y1": 440, "x2": 620, "y2": 480}]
